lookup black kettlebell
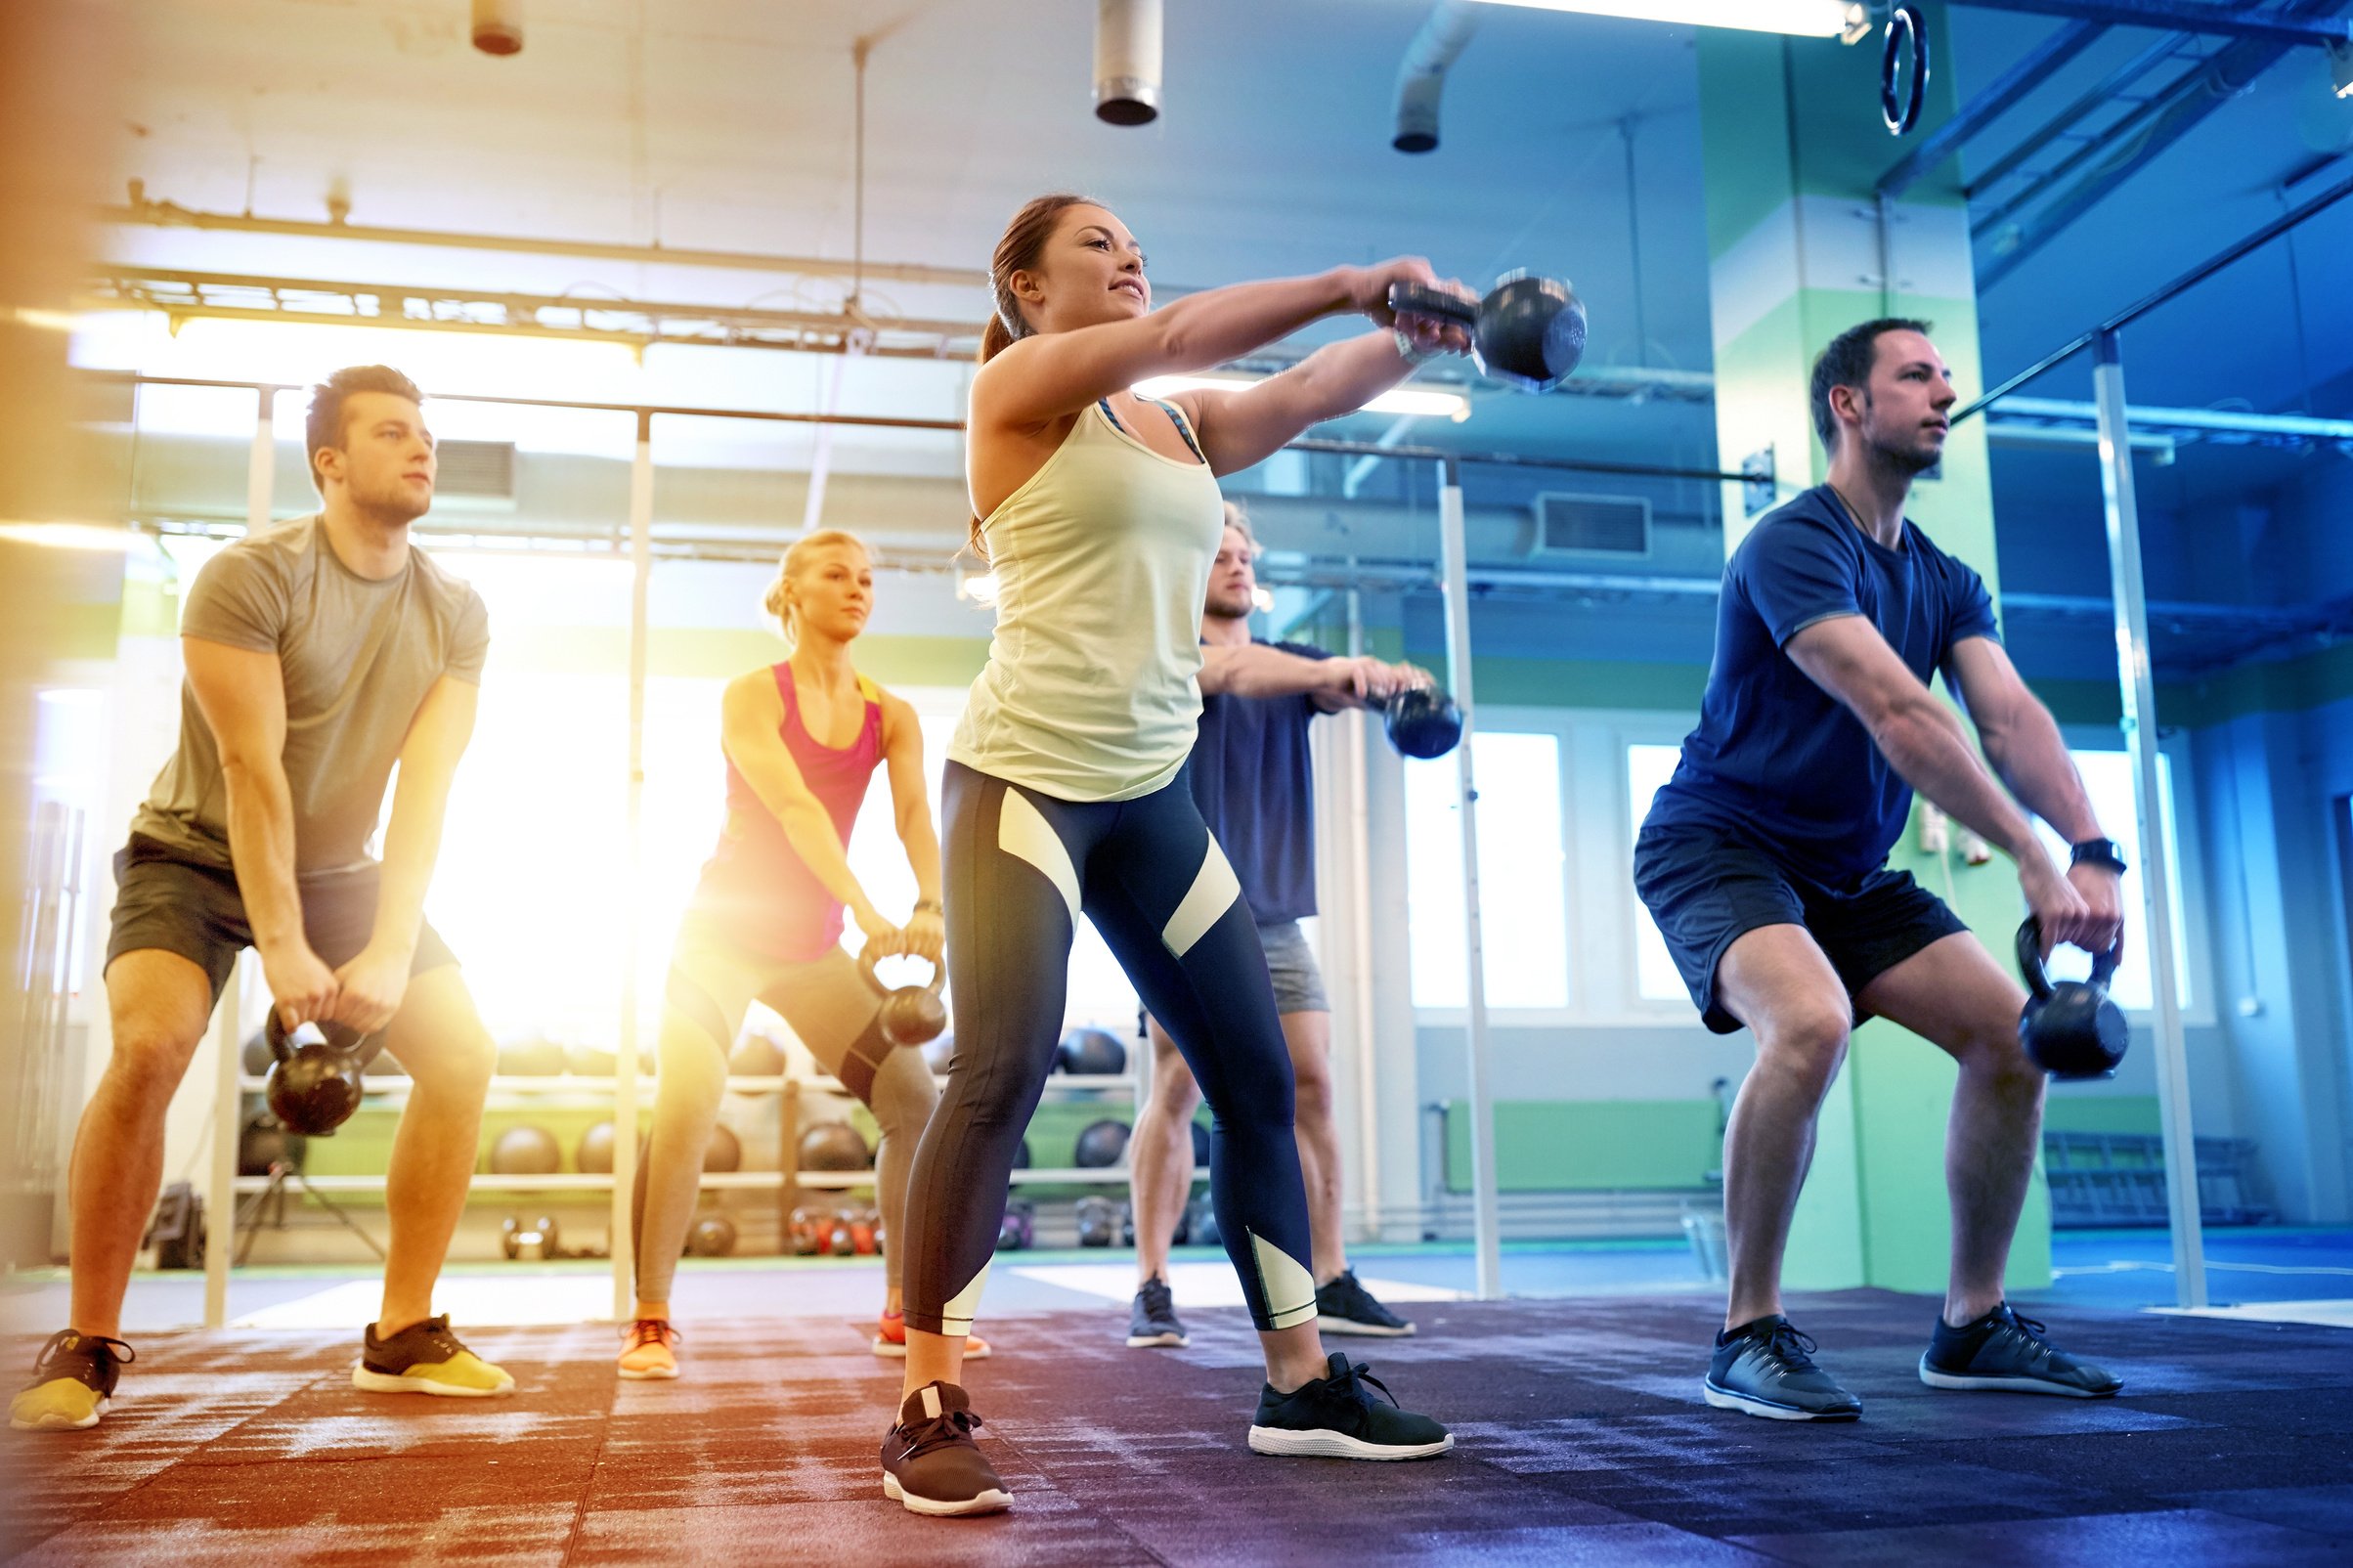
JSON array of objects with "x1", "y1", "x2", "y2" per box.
[
  {"x1": 1388, "y1": 272, "x2": 1589, "y2": 392},
  {"x1": 1384, "y1": 684, "x2": 1463, "y2": 760},
  {"x1": 2015, "y1": 918, "x2": 2128, "y2": 1081},
  {"x1": 859, "y1": 945, "x2": 947, "y2": 1048},
  {"x1": 262, "y1": 1011, "x2": 380, "y2": 1136}
]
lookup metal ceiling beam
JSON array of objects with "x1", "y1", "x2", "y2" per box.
[
  {"x1": 105, "y1": 191, "x2": 993, "y2": 288},
  {"x1": 1957, "y1": 0, "x2": 2351, "y2": 46},
  {"x1": 1878, "y1": 19, "x2": 2108, "y2": 199},
  {"x1": 1975, "y1": 0, "x2": 2352, "y2": 288}
]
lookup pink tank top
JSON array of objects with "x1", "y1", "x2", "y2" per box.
[{"x1": 688, "y1": 664, "x2": 886, "y2": 962}]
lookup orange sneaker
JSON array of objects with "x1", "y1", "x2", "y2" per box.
[
  {"x1": 873, "y1": 1309, "x2": 991, "y2": 1361},
  {"x1": 618, "y1": 1318, "x2": 680, "y2": 1380}
]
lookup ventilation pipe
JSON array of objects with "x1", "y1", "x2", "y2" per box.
[
  {"x1": 1095, "y1": 0, "x2": 1162, "y2": 126},
  {"x1": 1394, "y1": 0, "x2": 1483, "y2": 153},
  {"x1": 471, "y1": 0, "x2": 522, "y2": 57}
]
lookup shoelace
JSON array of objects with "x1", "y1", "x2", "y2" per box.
[
  {"x1": 1753, "y1": 1322, "x2": 1822, "y2": 1373},
  {"x1": 1321, "y1": 1359, "x2": 1401, "y2": 1411},
  {"x1": 897, "y1": 1404, "x2": 985, "y2": 1461},
  {"x1": 1140, "y1": 1279, "x2": 1176, "y2": 1318},
  {"x1": 392, "y1": 1314, "x2": 464, "y2": 1361},
  {"x1": 627, "y1": 1319, "x2": 680, "y2": 1352},
  {"x1": 32, "y1": 1329, "x2": 136, "y2": 1376},
  {"x1": 1987, "y1": 1309, "x2": 2057, "y2": 1364}
]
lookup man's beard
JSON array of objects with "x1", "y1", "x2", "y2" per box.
[
  {"x1": 1204, "y1": 591, "x2": 1252, "y2": 621},
  {"x1": 352, "y1": 477, "x2": 429, "y2": 527},
  {"x1": 1864, "y1": 424, "x2": 1941, "y2": 477}
]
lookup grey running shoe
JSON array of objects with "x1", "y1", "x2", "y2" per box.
[
  {"x1": 1126, "y1": 1276, "x2": 1189, "y2": 1348},
  {"x1": 1703, "y1": 1316, "x2": 1861, "y2": 1421},
  {"x1": 1315, "y1": 1269, "x2": 1416, "y2": 1337},
  {"x1": 1920, "y1": 1303, "x2": 2122, "y2": 1397}
]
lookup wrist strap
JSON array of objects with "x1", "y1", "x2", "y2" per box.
[{"x1": 2069, "y1": 838, "x2": 2128, "y2": 875}]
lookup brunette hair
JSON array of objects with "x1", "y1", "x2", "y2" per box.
[
  {"x1": 1809, "y1": 318, "x2": 1934, "y2": 455},
  {"x1": 305, "y1": 364, "x2": 424, "y2": 494},
  {"x1": 970, "y1": 193, "x2": 1099, "y2": 556}
]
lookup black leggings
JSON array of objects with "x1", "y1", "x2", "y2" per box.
[{"x1": 902, "y1": 761, "x2": 1316, "y2": 1335}]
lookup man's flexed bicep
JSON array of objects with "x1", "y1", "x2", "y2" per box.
[{"x1": 182, "y1": 634, "x2": 335, "y2": 1026}]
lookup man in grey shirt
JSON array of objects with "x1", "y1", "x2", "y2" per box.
[{"x1": 13, "y1": 366, "x2": 510, "y2": 1431}]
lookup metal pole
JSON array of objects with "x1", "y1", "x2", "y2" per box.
[
  {"x1": 612, "y1": 411, "x2": 653, "y2": 1322},
  {"x1": 1345, "y1": 586, "x2": 1382, "y2": 1241},
  {"x1": 204, "y1": 385, "x2": 277, "y2": 1328},
  {"x1": 2091, "y1": 329, "x2": 2204, "y2": 1309},
  {"x1": 1436, "y1": 462, "x2": 1501, "y2": 1299}
]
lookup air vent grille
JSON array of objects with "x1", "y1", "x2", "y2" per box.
[
  {"x1": 434, "y1": 440, "x2": 516, "y2": 501},
  {"x1": 1530, "y1": 492, "x2": 1649, "y2": 557}
]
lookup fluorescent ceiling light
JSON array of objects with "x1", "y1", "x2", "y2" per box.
[
  {"x1": 1462, "y1": 0, "x2": 1864, "y2": 37},
  {"x1": 1133, "y1": 374, "x2": 1469, "y2": 420}
]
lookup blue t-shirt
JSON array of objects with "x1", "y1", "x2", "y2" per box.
[
  {"x1": 1643, "y1": 486, "x2": 2000, "y2": 885},
  {"x1": 1190, "y1": 637, "x2": 1329, "y2": 925}
]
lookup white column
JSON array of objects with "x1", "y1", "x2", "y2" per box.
[
  {"x1": 612, "y1": 411, "x2": 653, "y2": 1321},
  {"x1": 1436, "y1": 466, "x2": 1501, "y2": 1299},
  {"x1": 2092, "y1": 329, "x2": 2204, "y2": 1308}
]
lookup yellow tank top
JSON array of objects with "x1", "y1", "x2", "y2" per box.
[{"x1": 949, "y1": 399, "x2": 1225, "y2": 802}]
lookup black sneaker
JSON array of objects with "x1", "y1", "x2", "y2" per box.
[
  {"x1": 1703, "y1": 1316, "x2": 1861, "y2": 1421},
  {"x1": 1126, "y1": 1276, "x2": 1189, "y2": 1348},
  {"x1": 1920, "y1": 1303, "x2": 2122, "y2": 1398},
  {"x1": 1315, "y1": 1269, "x2": 1416, "y2": 1337},
  {"x1": 882, "y1": 1381, "x2": 1012, "y2": 1516},
  {"x1": 1247, "y1": 1353, "x2": 1452, "y2": 1459},
  {"x1": 10, "y1": 1330, "x2": 136, "y2": 1431}
]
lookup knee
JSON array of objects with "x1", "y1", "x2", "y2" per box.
[
  {"x1": 409, "y1": 1026, "x2": 496, "y2": 1097},
  {"x1": 1755, "y1": 1008, "x2": 1851, "y2": 1099},
  {"x1": 1963, "y1": 1021, "x2": 2045, "y2": 1099},
  {"x1": 1289, "y1": 1058, "x2": 1334, "y2": 1124},
  {"x1": 107, "y1": 1029, "x2": 198, "y2": 1109}
]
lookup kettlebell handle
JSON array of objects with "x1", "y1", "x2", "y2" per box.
[
  {"x1": 264, "y1": 1010, "x2": 371, "y2": 1064},
  {"x1": 2015, "y1": 917, "x2": 2120, "y2": 1001},
  {"x1": 1386, "y1": 282, "x2": 1477, "y2": 327},
  {"x1": 859, "y1": 944, "x2": 944, "y2": 997}
]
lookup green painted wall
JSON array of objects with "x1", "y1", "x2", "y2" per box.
[{"x1": 1443, "y1": 1100, "x2": 1721, "y2": 1193}]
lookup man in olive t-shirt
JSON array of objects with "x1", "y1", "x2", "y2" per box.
[{"x1": 12, "y1": 366, "x2": 514, "y2": 1433}]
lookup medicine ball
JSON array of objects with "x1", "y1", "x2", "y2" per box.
[
  {"x1": 687, "y1": 1214, "x2": 738, "y2": 1257},
  {"x1": 489, "y1": 1124, "x2": 562, "y2": 1175},
  {"x1": 1073, "y1": 1117, "x2": 1131, "y2": 1169},
  {"x1": 578, "y1": 1119, "x2": 618, "y2": 1175},
  {"x1": 729, "y1": 1034, "x2": 786, "y2": 1077},
  {"x1": 798, "y1": 1121, "x2": 872, "y2": 1172},
  {"x1": 1057, "y1": 1026, "x2": 1127, "y2": 1076}
]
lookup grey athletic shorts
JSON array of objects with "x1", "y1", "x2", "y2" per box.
[{"x1": 1256, "y1": 919, "x2": 1329, "y2": 1015}]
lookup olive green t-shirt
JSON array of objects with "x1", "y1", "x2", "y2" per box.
[{"x1": 129, "y1": 514, "x2": 490, "y2": 880}]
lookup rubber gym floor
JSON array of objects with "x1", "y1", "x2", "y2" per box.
[{"x1": 5, "y1": 1233, "x2": 2350, "y2": 1567}]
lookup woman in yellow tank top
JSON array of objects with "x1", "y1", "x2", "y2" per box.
[{"x1": 881, "y1": 194, "x2": 1475, "y2": 1516}]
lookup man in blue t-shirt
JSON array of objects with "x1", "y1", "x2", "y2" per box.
[
  {"x1": 1636, "y1": 320, "x2": 2129, "y2": 1420},
  {"x1": 1124, "y1": 504, "x2": 1431, "y2": 1351}
]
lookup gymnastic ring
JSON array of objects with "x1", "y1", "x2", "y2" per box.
[{"x1": 1882, "y1": 5, "x2": 1928, "y2": 138}]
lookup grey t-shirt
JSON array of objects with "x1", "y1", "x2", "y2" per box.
[{"x1": 129, "y1": 514, "x2": 491, "y2": 881}]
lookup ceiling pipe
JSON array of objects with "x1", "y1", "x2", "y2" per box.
[
  {"x1": 1955, "y1": 0, "x2": 2351, "y2": 48},
  {"x1": 1094, "y1": 0, "x2": 1162, "y2": 125},
  {"x1": 1393, "y1": 0, "x2": 1484, "y2": 153}
]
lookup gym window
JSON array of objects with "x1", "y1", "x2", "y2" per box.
[
  {"x1": 2032, "y1": 747, "x2": 2194, "y2": 1015},
  {"x1": 1404, "y1": 729, "x2": 1570, "y2": 1010},
  {"x1": 1626, "y1": 742, "x2": 1688, "y2": 1004}
]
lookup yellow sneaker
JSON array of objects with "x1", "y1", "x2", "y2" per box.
[
  {"x1": 10, "y1": 1330, "x2": 135, "y2": 1431},
  {"x1": 618, "y1": 1318, "x2": 680, "y2": 1380},
  {"x1": 352, "y1": 1315, "x2": 515, "y2": 1397}
]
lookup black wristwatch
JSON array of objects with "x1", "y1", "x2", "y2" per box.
[{"x1": 2070, "y1": 838, "x2": 2128, "y2": 875}]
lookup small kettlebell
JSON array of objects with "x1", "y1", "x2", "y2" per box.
[
  {"x1": 1387, "y1": 272, "x2": 1589, "y2": 392},
  {"x1": 2015, "y1": 918, "x2": 2128, "y2": 1080},
  {"x1": 263, "y1": 1011, "x2": 380, "y2": 1136},
  {"x1": 1384, "y1": 684, "x2": 1463, "y2": 760},
  {"x1": 859, "y1": 945, "x2": 947, "y2": 1048}
]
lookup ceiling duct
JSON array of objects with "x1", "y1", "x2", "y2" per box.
[
  {"x1": 1394, "y1": 0, "x2": 1484, "y2": 153},
  {"x1": 1095, "y1": 0, "x2": 1162, "y2": 125}
]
